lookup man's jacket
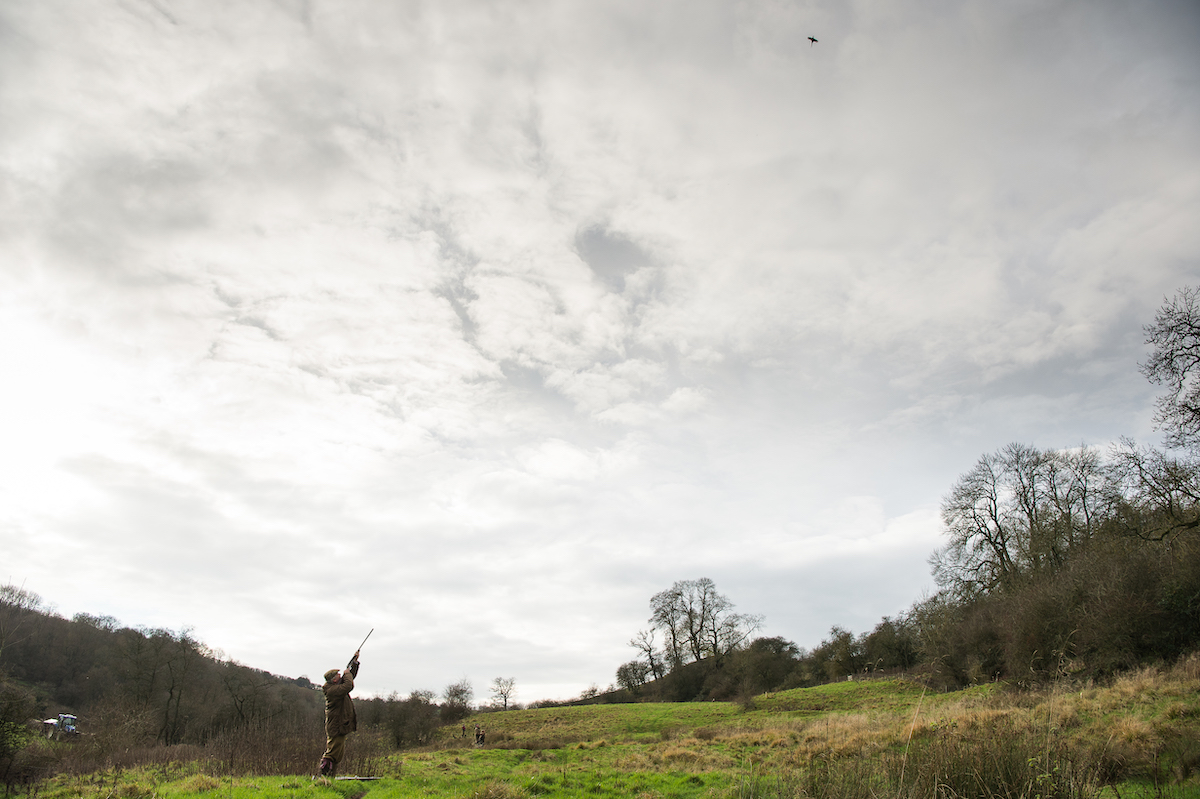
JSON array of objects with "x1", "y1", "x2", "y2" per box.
[{"x1": 322, "y1": 658, "x2": 359, "y2": 737}]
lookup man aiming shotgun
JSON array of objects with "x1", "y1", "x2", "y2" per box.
[{"x1": 318, "y1": 630, "x2": 371, "y2": 778}]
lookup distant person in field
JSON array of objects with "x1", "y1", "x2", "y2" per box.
[{"x1": 318, "y1": 649, "x2": 361, "y2": 777}]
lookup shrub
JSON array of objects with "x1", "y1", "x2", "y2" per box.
[{"x1": 179, "y1": 773, "x2": 221, "y2": 792}]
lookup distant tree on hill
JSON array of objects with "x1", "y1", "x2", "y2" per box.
[
  {"x1": 648, "y1": 578, "x2": 762, "y2": 670},
  {"x1": 862, "y1": 616, "x2": 919, "y2": 672},
  {"x1": 615, "y1": 660, "x2": 651, "y2": 696},
  {"x1": 489, "y1": 677, "x2": 517, "y2": 710},
  {"x1": 440, "y1": 678, "x2": 473, "y2": 722},
  {"x1": 622, "y1": 579, "x2": 767, "y2": 701},
  {"x1": 733, "y1": 636, "x2": 802, "y2": 694},
  {"x1": 72, "y1": 613, "x2": 120, "y2": 632},
  {"x1": 811, "y1": 626, "x2": 863, "y2": 681}
]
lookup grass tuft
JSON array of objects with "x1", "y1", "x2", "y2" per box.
[
  {"x1": 471, "y1": 780, "x2": 528, "y2": 798},
  {"x1": 178, "y1": 773, "x2": 222, "y2": 792}
]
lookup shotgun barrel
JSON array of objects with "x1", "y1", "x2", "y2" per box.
[{"x1": 348, "y1": 629, "x2": 373, "y2": 667}]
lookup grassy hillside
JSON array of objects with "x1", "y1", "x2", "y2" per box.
[{"x1": 22, "y1": 656, "x2": 1200, "y2": 799}]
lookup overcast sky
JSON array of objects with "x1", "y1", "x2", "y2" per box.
[{"x1": 2, "y1": 0, "x2": 1198, "y2": 702}]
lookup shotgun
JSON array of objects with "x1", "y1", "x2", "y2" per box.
[{"x1": 348, "y1": 628, "x2": 373, "y2": 668}]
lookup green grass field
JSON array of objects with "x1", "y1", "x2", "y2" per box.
[{"x1": 25, "y1": 660, "x2": 1200, "y2": 799}]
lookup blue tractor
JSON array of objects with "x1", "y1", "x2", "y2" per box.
[{"x1": 43, "y1": 713, "x2": 79, "y2": 740}]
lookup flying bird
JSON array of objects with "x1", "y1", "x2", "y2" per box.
[{"x1": 808, "y1": 36, "x2": 818, "y2": 46}]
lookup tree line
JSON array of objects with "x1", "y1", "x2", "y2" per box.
[
  {"x1": 612, "y1": 287, "x2": 1200, "y2": 699},
  {"x1": 0, "y1": 591, "x2": 324, "y2": 748},
  {"x1": 0, "y1": 588, "x2": 536, "y2": 781}
]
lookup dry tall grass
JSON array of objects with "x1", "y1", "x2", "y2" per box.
[{"x1": 728, "y1": 659, "x2": 1200, "y2": 798}]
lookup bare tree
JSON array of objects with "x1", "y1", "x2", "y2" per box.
[
  {"x1": 629, "y1": 628, "x2": 664, "y2": 680},
  {"x1": 1110, "y1": 437, "x2": 1200, "y2": 541},
  {"x1": 933, "y1": 443, "x2": 1113, "y2": 597},
  {"x1": 681, "y1": 578, "x2": 728, "y2": 663},
  {"x1": 704, "y1": 606, "x2": 763, "y2": 667},
  {"x1": 1006, "y1": 443, "x2": 1057, "y2": 571},
  {"x1": 1142, "y1": 286, "x2": 1200, "y2": 451},
  {"x1": 932, "y1": 451, "x2": 1018, "y2": 597},
  {"x1": 488, "y1": 677, "x2": 517, "y2": 710},
  {"x1": 615, "y1": 660, "x2": 651, "y2": 695},
  {"x1": 1045, "y1": 446, "x2": 1110, "y2": 552},
  {"x1": 440, "y1": 678, "x2": 473, "y2": 722},
  {"x1": 648, "y1": 579, "x2": 762, "y2": 669},
  {"x1": 649, "y1": 586, "x2": 686, "y2": 669}
]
